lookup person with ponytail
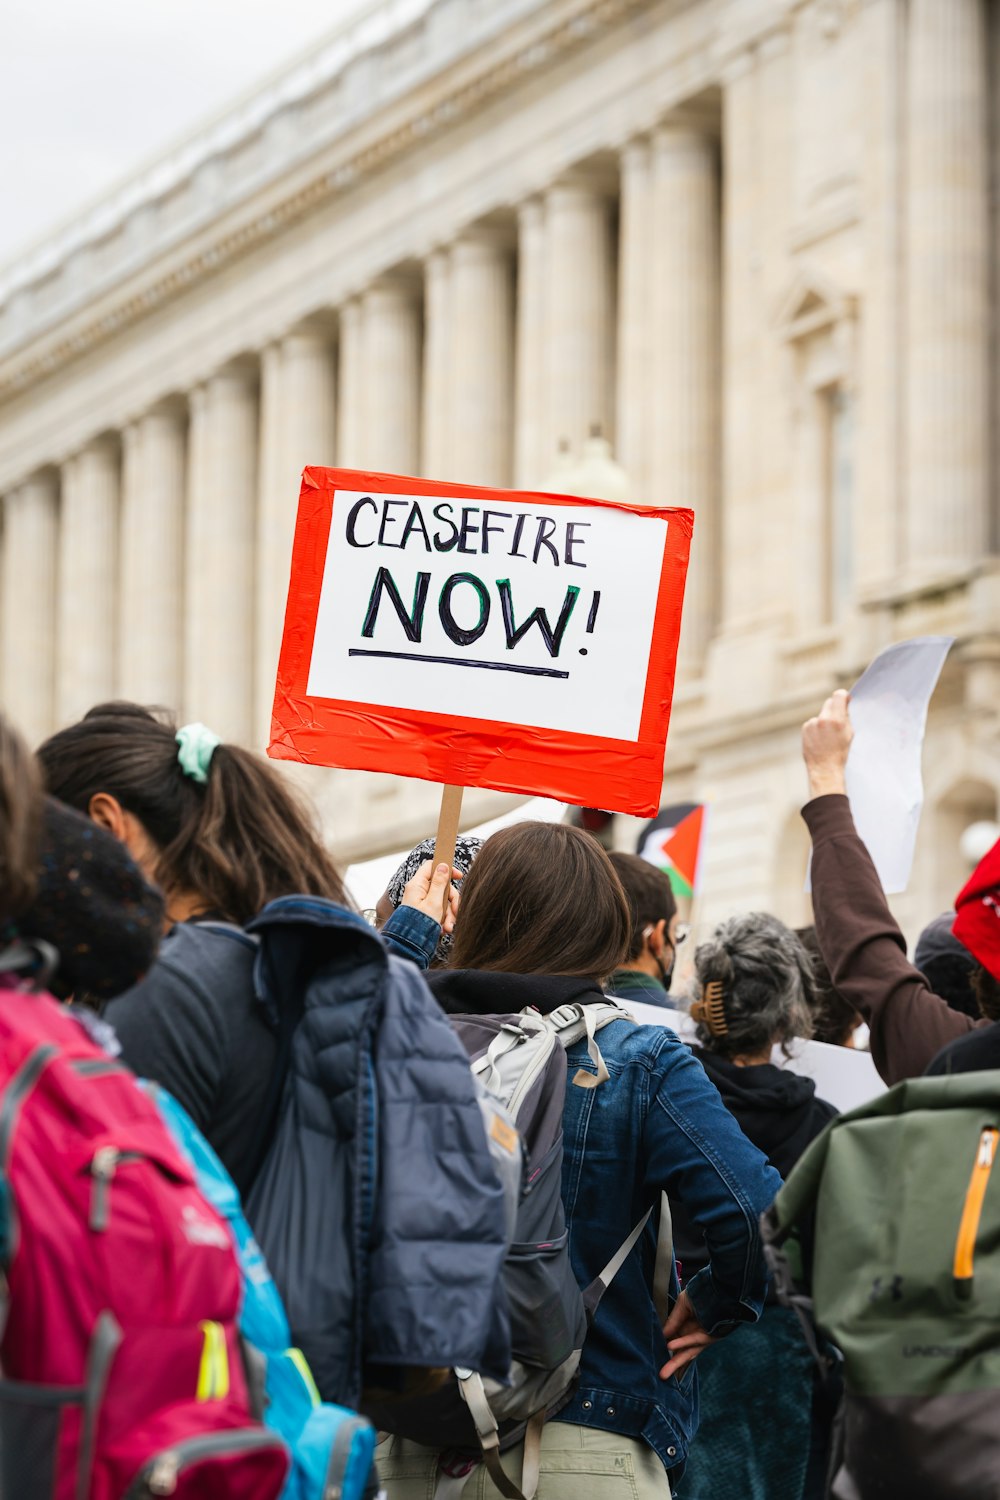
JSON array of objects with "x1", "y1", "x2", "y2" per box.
[{"x1": 37, "y1": 702, "x2": 458, "y2": 1193}]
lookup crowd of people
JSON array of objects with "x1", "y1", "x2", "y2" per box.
[{"x1": 0, "y1": 687, "x2": 998, "y2": 1498}]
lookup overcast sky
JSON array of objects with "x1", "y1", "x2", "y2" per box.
[{"x1": 1, "y1": 0, "x2": 369, "y2": 265}]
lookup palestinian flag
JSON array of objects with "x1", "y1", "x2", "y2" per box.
[{"x1": 637, "y1": 803, "x2": 706, "y2": 899}]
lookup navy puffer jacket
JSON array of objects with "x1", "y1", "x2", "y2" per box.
[{"x1": 245, "y1": 897, "x2": 510, "y2": 1407}]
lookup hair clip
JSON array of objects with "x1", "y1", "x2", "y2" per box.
[{"x1": 690, "y1": 979, "x2": 728, "y2": 1036}]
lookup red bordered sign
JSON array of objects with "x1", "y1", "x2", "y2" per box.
[{"x1": 269, "y1": 467, "x2": 693, "y2": 817}]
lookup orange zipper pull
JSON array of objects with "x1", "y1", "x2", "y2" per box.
[{"x1": 953, "y1": 1126, "x2": 998, "y2": 1300}]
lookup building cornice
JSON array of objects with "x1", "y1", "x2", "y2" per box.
[{"x1": 0, "y1": 0, "x2": 665, "y2": 399}]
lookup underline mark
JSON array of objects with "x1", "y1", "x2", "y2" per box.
[{"x1": 348, "y1": 649, "x2": 570, "y2": 679}]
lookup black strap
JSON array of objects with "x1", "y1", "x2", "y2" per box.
[{"x1": 763, "y1": 1240, "x2": 839, "y2": 1390}]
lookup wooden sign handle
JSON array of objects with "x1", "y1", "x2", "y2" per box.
[{"x1": 433, "y1": 784, "x2": 465, "y2": 921}]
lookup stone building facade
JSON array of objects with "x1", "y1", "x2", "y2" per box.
[{"x1": 0, "y1": 0, "x2": 997, "y2": 935}]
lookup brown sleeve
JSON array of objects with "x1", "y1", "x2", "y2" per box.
[{"x1": 802, "y1": 794, "x2": 981, "y2": 1085}]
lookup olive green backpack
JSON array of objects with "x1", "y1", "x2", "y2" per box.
[{"x1": 762, "y1": 1073, "x2": 1000, "y2": 1500}]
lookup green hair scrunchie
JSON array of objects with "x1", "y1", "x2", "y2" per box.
[{"x1": 175, "y1": 722, "x2": 222, "y2": 785}]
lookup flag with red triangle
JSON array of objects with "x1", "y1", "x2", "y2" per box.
[{"x1": 637, "y1": 803, "x2": 707, "y2": 899}]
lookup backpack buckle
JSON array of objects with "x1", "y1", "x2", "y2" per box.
[{"x1": 547, "y1": 1005, "x2": 583, "y2": 1032}]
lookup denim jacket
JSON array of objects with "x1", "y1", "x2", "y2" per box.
[
  {"x1": 380, "y1": 904, "x2": 440, "y2": 969},
  {"x1": 427, "y1": 972, "x2": 783, "y2": 1479}
]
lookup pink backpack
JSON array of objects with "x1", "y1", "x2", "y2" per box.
[{"x1": 0, "y1": 978, "x2": 289, "y2": 1500}]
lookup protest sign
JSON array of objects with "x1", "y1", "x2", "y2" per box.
[
  {"x1": 845, "y1": 637, "x2": 952, "y2": 894},
  {"x1": 269, "y1": 467, "x2": 693, "y2": 817},
  {"x1": 806, "y1": 636, "x2": 953, "y2": 896}
]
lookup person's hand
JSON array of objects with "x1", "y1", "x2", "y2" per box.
[
  {"x1": 802, "y1": 688, "x2": 854, "y2": 799},
  {"x1": 659, "y1": 1292, "x2": 719, "y2": 1380},
  {"x1": 400, "y1": 860, "x2": 462, "y2": 934}
]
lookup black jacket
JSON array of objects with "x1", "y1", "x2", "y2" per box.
[
  {"x1": 926, "y1": 1021, "x2": 1000, "y2": 1077},
  {"x1": 673, "y1": 1050, "x2": 837, "y2": 1284},
  {"x1": 106, "y1": 923, "x2": 270, "y2": 1196},
  {"x1": 429, "y1": 968, "x2": 594, "y2": 1018}
]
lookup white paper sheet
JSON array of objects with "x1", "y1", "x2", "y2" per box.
[{"x1": 837, "y1": 636, "x2": 953, "y2": 895}]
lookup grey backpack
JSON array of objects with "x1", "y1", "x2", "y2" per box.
[{"x1": 368, "y1": 1000, "x2": 671, "y2": 1500}]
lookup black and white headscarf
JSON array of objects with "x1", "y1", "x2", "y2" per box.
[{"x1": 385, "y1": 834, "x2": 484, "y2": 963}]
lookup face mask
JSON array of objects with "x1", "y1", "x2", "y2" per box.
[{"x1": 643, "y1": 924, "x2": 674, "y2": 990}]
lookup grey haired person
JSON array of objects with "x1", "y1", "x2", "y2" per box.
[
  {"x1": 377, "y1": 835, "x2": 483, "y2": 964},
  {"x1": 689, "y1": 911, "x2": 816, "y2": 1061},
  {"x1": 675, "y1": 911, "x2": 840, "y2": 1500}
]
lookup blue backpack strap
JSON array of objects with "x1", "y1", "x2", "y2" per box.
[{"x1": 149, "y1": 1079, "x2": 377, "y2": 1500}]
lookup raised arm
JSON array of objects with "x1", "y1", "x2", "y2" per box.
[{"x1": 802, "y1": 690, "x2": 979, "y2": 1083}]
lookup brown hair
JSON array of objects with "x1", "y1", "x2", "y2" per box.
[
  {"x1": 37, "y1": 703, "x2": 347, "y2": 926},
  {"x1": 0, "y1": 715, "x2": 42, "y2": 925},
  {"x1": 796, "y1": 925, "x2": 862, "y2": 1045},
  {"x1": 607, "y1": 852, "x2": 677, "y2": 961},
  {"x1": 972, "y1": 964, "x2": 1000, "y2": 1023},
  {"x1": 448, "y1": 821, "x2": 630, "y2": 979}
]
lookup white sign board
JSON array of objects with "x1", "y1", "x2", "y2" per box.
[
  {"x1": 307, "y1": 490, "x2": 668, "y2": 741},
  {"x1": 843, "y1": 636, "x2": 952, "y2": 895}
]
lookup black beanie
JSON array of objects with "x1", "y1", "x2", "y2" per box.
[{"x1": 17, "y1": 798, "x2": 165, "y2": 1001}]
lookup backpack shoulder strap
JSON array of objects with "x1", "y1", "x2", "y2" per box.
[
  {"x1": 531, "y1": 1000, "x2": 634, "y2": 1090},
  {"x1": 582, "y1": 1191, "x2": 673, "y2": 1328},
  {"x1": 0, "y1": 938, "x2": 59, "y2": 991},
  {"x1": 545, "y1": 999, "x2": 634, "y2": 1037}
]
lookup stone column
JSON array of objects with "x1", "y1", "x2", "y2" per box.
[
  {"x1": 422, "y1": 249, "x2": 452, "y2": 478},
  {"x1": 255, "y1": 344, "x2": 284, "y2": 736},
  {"x1": 514, "y1": 198, "x2": 547, "y2": 486},
  {"x1": 905, "y1": 0, "x2": 990, "y2": 572},
  {"x1": 1, "y1": 473, "x2": 58, "y2": 742},
  {"x1": 449, "y1": 229, "x2": 514, "y2": 486},
  {"x1": 337, "y1": 300, "x2": 365, "y2": 468},
  {"x1": 858, "y1": 0, "x2": 906, "y2": 592},
  {"x1": 118, "y1": 402, "x2": 186, "y2": 705},
  {"x1": 616, "y1": 138, "x2": 653, "y2": 502},
  {"x1": 649, "y1": 121, "x2": 721, "y2": 666},
  {"x1": 255, "y1": 330, "x2": 337, "y2": 733},
  {"x1": 719, "y1": 56, "x2": 759, "y2": 634},
  {"x1": 543, "y1": 176, "x2": 615, "y2": 463},
  {"x1": 184, "y1": 366, "x2": 258, "y2": 744},
  {"x1": 360, "y1": 277, "x2": 421, "y2": 474},
  {"x1": 56, "y1": 437, "x2": 120, "y2": 723}
]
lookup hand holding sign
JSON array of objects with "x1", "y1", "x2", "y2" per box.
[
  {"x1": 802, "y1": 690, "x2": 854, "y2": 799},
  {"x1": 269, "y1": 467, "x2": 693, "y2": 817},
  {"x1": 803, "y1": 636, "x2": 953, "y2": 895},
  {"x1": 400, "y1": 856, "x2": 462, "y2": 932}
]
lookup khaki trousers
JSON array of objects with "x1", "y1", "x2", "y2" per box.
[{"x1": 377, "y1": 1422, "x2": 672, "y2": 1500}]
